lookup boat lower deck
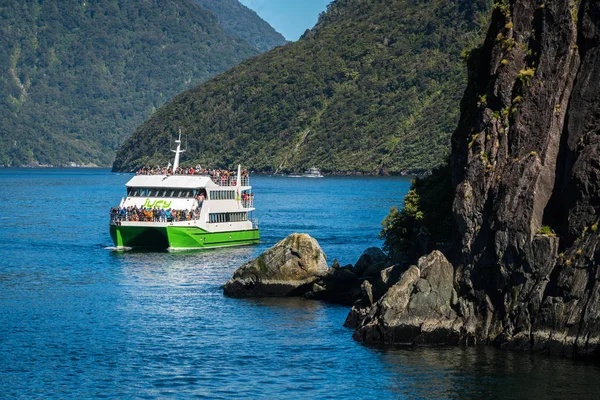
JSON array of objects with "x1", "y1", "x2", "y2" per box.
[{"x1": 110, "y1": 223, "x2": 260, "y2": 250}]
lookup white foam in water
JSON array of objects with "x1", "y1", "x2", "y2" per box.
[{"x1": 104, "y1": 246, "x2": 132, "y2": 251}]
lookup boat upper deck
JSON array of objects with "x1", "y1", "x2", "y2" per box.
[{"x1": 126, "y1": 172, "x2": 250, "y2": 189}]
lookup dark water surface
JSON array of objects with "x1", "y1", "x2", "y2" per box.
[{"x1": 1, "y1": 169, "x2": 599, "y2": 399}]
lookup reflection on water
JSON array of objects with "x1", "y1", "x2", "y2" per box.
[
  {"x1": 379, "y1": 347, "x2": 600, "y2": 399},
  {"x1": 1, "y1": 169, "x2": 600, "y2": 398}
]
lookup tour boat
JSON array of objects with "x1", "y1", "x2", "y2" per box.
[
  {"x1": 109, "y1": 135, "x2": 259, "y2": 250},
  {"x1": 287, "y1": 167, "x2": 324, "y2": 178},
  {"x1": 303, "y1": 167, "x2": 323, "y2": 178}
]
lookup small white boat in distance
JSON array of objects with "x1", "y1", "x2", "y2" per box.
[{"x1": 303, "y1": 167, "x2": 324, "y2": 178}]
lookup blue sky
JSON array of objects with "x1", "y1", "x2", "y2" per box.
[{"x1": 239, "y1": 0, "x2": 332, "y2": 41}]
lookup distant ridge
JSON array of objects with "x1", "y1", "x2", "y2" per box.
[
  {"x1": 193, "y1": 0, "x2": 287, "y2": 52},
  {"x1": 0, "y1": 0, "x2": 283, "y2": 167}
]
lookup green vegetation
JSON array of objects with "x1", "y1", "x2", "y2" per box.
[
  {"x1": 518, "y1": 67, "x2": 536, "y2": 86},
  {"x1": 193, "y1": 0, "x2": 287, "y2": 52},
  {"x1": 537, "y1": 225, "x2": 556, "y2": 236},
  {"x1": 492, "y1": 0, "x2": 511, "y2": 17},
  {"x1": 113, "y1": 0, "x2": 490, "y2": 174},
  {"x1": 0, "y1": 0, "x2": 272, "y2": 167},
  {"x1": 379, "y1": 163, "x2": 454, "y2": 259}
]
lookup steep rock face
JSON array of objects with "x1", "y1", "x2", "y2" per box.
[
  {"x1": 223, "y1": 233, "x2": 328, "y2": 297},
  {"x1": 450, "y1": 0, "x2": 600, "y2": 358},
  {"x1": 354, "y1": 0, "x2": 600, "y2": 360}
]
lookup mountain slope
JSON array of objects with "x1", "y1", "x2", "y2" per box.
[
  {"x1": 113, "y1": 0, "x2": 490, "y2": 174},
  {"x1": 0, "y1": 0, "x2": 263, "y2": 167},
  {"x1": 193, "y1": 0, "x2": 287, "y2": 52}
]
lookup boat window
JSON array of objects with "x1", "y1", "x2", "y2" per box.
[
  {"x1": 208, "y1": 212, "x2": 248, "y2": 223},
  {"x1": 209, "y1": 190, "x2": 236, "y2": 200}
]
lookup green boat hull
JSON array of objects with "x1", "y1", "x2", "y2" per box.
[{"x1": 110, "y1": 224, "x2": 260, "y2": 250}]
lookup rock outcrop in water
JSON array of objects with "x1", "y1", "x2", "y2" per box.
[
  {"x1": 223, "y1": 233, "x2": 328, "y2": 297},
  {"x1": 223, "y1": 235, "x2": 395, "y2": 304},
  {"x1": 352, "y1": 251, "x2": 462, "y2": 345},
  {"x1": 305, "y1": 247, "x2": 391, "y2": 305},
  {"x1": 351, "y1": 0, "x2": 600, "y2": 360}
]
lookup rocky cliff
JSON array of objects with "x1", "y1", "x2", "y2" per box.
[{"x1": 353, "y1": 0, "x2": 600, "y2": 360}]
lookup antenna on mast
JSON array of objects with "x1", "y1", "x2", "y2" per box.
[{"x1": 171, "y1": 128, "x2": 186, "y2": 172}]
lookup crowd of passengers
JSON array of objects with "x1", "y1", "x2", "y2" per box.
[
  {"x1": 110, "y1": 206, "x2": 200, "y2": 223},
  {"x1": 136, "y1": 165, "x2": 249, "y2": 180}
]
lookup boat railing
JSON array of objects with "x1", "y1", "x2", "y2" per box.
[
  {"x1": 110, "y1": 209, "x2": 201, "y2": 224},
  {"x1": 242, "y1": 198, "x2": 254, "y2": 208},
  {"x1": 250, "y1": 218, "x2": 259, "y2": 229},
  {"x1": 211, "y1": 175, "x2": 250, "y2": 187}
]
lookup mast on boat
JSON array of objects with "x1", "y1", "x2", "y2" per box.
[{"x1": 171, "y1": 129, "x2": 185, "y2": 172}]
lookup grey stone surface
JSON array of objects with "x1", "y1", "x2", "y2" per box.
[{"x1": 223, "y1": 233, "x2": 327, "y2": 297}]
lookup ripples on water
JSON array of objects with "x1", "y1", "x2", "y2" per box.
[{"x1": 1, "y1": 169, "x2": 599, "y2": 399}]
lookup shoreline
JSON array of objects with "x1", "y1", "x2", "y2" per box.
[{"x1": 0, "y1": 165, "x2": 426, "y2": 177}]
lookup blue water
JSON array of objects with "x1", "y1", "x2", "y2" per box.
[{"x1": 1, "y1": 169, "x2": 599, "y2": 399}]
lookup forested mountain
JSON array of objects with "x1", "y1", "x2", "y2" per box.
[
  {"x1": 113, "y1": 0, "x2": 490, "y2": 174},
  {"x1": 193, "y1": 0, "x2": 287, "y2": 52},
  {"x1": 0, "y1": 0, "x2": 276, "y2": 167}
]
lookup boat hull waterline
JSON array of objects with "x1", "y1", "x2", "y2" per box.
[{"x1": 110, "y1": 224, "x2": 260, "y2": 251}]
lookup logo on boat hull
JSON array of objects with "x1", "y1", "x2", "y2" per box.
[{"x1": 142, "y1": 199, "x2": 173, "y2": 209}]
